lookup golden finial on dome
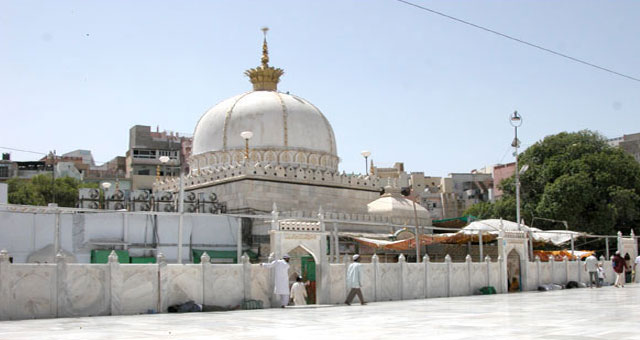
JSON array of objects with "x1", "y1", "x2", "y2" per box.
[
  {"x1": 244, "y1": 27, "x2": 284, "y2": 91},
  {"x1": 261, "y1": 27, "x2": 269, "y2": 67}
]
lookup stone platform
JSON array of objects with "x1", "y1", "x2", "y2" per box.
[{"x1": 1, "y1": 285, "x2": 638, "y2": 339}]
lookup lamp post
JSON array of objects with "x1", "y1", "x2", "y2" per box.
[
  {"x1": 49, "y1": 150, "x2": 56, "y2": 204},
  {"x1": 158, "y1": 155, "x2": 170, "y2": 181},
  {"x1": 509, "y1": 111, "x2": 523, "y2": 232},
  {"x1": 361, "y1": 150, "x2": 371, "y2": 175},
  {"x1": 101, "y1": 182, "x2": 111, "y2": 209},
  {"x1": 240, "y1": 131, "x2": 254, "y2": 161}
]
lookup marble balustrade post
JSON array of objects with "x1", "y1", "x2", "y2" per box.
[
  {"x1": 535, "y1": 256, "x2": 541, "y2": 288},
  {"x1": 0, "y1": 250, "x2": 10, "y2": 320},
  {"x1": 485, "y1": 255, "x2": 491, "y2": 289},
  {"x1": 343, "y1": 255, "x2": 351, "y2": 301},
  {"x1": 55, "y1": 252, "x2": 68, "y2": 318},
  {"x1": 423, "y1": 254, "x2": 430, "y2": 299},
  {"x1": 201, "y1": 252, "x2": 210, "y2": 306},
  {"x1": 550, "y1": 256, "x2": 555, "y2": 284},
  {"x1": 372, "y1": 254, "x2": 379, "y2": 302},
  {"x1": 242, "y1": 253, "x2": 251, "y2": 301},
  {"x1": 157, "y1": 253, "x2": 168, "y2": 313},
  {"x1": 576, "y1": 257, "x2": 582, "y2": 283},
  {"x1": 267, "y1": 253, "x2": 275, "y2": 307},
  {"x1": 398, "y1": 254, "x2": 405, "y2": 300},
  {"x1": 445, "y1": 254, "x2": 452, "y2": 297},
  {"x1": 563, "y1": 257, "x2": 569, "y2": 283},
  {"x1": 498, "y1": 255, "x2": 506, "y2": 294},
  {"x1": 108, "y1": 250, "x2": 123, "y2": 316},
  {"x1": 466, "y1": 254, "x2": 472, "y2": 295}
]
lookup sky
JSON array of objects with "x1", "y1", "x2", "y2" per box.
[{"x1": 1, "y1": 0, "x2": 639, "y2": 177}]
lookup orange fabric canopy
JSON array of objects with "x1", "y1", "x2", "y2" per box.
[{"x1": 533, "y1": 250, "x2": 595, "y2": 261}]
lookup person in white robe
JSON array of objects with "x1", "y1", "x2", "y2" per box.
[
  {"x1": 290, "y1": 276, "x2": 308, "y2": 305},
  {"x1": 261, "y1": 254, "x2": 291, "y2": 307},
  {"x1": 345, "y1": 254, "x2": 366, "y2": 305}
]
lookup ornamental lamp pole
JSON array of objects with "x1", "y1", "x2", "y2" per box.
[
  {"x1": 361, "y1": 150, "x2": 371, "y2": 175},
  {"x1": 509, "y1": 111, "x2": 523, "y2": 232},
  {"x1": 158, "y1": 155, "x2": 170, "y2": 179},
  {"x1": 240, "y1": 131, "x2": 254, "y2": 161},
  {"x1": 101, "y1": 181, "x2": 111, "y2": 209}
]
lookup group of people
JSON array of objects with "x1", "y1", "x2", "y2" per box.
[
  {"x1": 261, "y1": 253, "x2": 366, "y2": 308},
  {"x1": 585, "y1": 251, "x2": 639, "y2": 288}
]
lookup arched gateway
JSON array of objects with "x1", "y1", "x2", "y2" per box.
[{"x1": 269, "y1": 213, "x2": 329, "y2": 305}]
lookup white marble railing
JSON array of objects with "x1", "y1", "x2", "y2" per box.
[
  {"x1": 0, "y1": 250, "x2": 613, "y2": 321},
  {"x1": 155, "y1": 162, "x2": 381, "y2": 192}
]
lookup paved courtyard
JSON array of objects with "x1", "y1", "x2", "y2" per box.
[{"x1": 1, "y1": 285, "x2": 638, "y2": 340}]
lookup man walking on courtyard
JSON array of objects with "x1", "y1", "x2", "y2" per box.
[
  {"x1": 345, "y1": 254, "x2": 366, "y2": 305},
  {"x1": 584, "y1": 253, "x2": 599, "y2": 288},
  {"x1": 261, "y1": 254, "x2": 291, "y2": 308}
]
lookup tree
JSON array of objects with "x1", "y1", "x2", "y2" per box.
[
  {"x1": 7, "y1": 174, "x2": 87, "y2": 208},
  {"x1": 466, "y1": 130, "x2": 640, "y2": 235}
]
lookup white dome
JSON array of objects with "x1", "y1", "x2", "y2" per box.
[{"x1": 191, "y1": 90, "x2": 339, "y2": 171}]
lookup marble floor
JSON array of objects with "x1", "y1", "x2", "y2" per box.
[{"x1": 1, "y1": 285, "x2": 638, "y2": 340}]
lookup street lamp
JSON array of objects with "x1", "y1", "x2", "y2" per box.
[
  {"x1": 509, "y1": 111, "x2": 523, "y2": 232},
  {"x1": 240, "y1": 131, "x2": 254, "y2": 160},
  {"x1": 101, "y1": 182, "x2": 111, "y2": 209},
  {"x1": 158, "y1": 155, "x2": 170, "y2": 181},
  {"x1": 361, "y1": 150, "x2": 371, "y2": 175}
]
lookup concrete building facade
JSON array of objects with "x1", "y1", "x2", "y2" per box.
[{"x1": 126, "y1": 125, "x2": 192, "y2": 191}]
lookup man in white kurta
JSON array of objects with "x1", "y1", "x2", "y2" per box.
[
  {"x1": 345, "y1": 254, "x2": 366, "y2": 305},
  {"x1": 261, "y1": 254, "x2": 291, "y2": 308}
]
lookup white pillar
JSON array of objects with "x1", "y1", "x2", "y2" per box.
[
  {"x1": 445, "y1": 254, "x2": 452, "y2": 297},
  {"x1": 423, "y1": 254, "x2": 430, "y2": 299},
  {"x1": 237, "y1": 218, "x2": 243, "y2": 264},
  {"x1": 54, "y1": 210, "x2": 61, "y2": 256}
]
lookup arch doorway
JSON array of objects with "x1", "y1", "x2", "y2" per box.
[
  {"x1": 287, "y1": 246, "x2": 317, "y2": 304},
  {"x1": 507, "y1": 249, "x2": 521, "y2": 292}
]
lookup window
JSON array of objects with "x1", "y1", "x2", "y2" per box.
[
  {"x1": 0, "y1": 166, "x2": 8, "y2": 178},
  {"x1": 158, "y1": 150, "x2": 178, "y2": 159},
  {"x1": 137, "y1": 169, "x2": 150, "y2": 175},
  {"x1": 133, "y1": 149, "x2": 156, "y2": 159}
]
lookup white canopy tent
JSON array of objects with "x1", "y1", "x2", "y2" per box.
[{"x1": 459, "y1": 219, "x2": 585, "y2": 246}]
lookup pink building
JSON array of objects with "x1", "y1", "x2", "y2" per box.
[{"x1": 492, "y1": 162, "x2": 515, "y2": 200}]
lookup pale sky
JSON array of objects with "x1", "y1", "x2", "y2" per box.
[{"x1": 1, "y1": 0, "x2": 639, "y2": 177}]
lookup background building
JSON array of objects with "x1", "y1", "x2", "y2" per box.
[
  {"x1": 126, "y1": 125, "x2": 192, "y2": 191},
  {"x1": 609, "y1": 133, "x2": 640, "y2": 162}
]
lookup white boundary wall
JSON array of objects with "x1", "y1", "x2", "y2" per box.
[{"x1": 0, "y1": 250, "x2": 614, "y2": 321}]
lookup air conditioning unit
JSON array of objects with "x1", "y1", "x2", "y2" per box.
[
  {"x1": 79, "y1": 188, "x2": 100, "y2": 200},
  {"x1": 104, "y1": 188, "x2": 127, "y2": 210},
  {"x1": 185, "y1": 192, "x2": 197, "y2": 203},
  {"x1": 155, "y1": 191, "x2": 174, "y2": 202},
  {"x1": 185, "y1": 203, "x2": 198, "y2": 213},
  {"x1": 130, "y1": 190, "x2": 151, "y2": 211},
  {"x1": 78, "y1": 188, "x2": 101, "y2": 209},
  {"x1": 155, "y1": 191, "x2": 176, "y2": 212},
  {"x1": 207, "y1": 202, "x2": 226, "y2": 214}
]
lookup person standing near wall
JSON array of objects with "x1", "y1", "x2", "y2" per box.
[
  {"x1": 612, "y1": 251, "x2": 626, "y2": 288},
  {"x1": 290, "y1": 276, "x2": 308, "y2": 306},
  {"x1": 261, "y1": 254, "x2": 291, "y2": 308},
  {"x1": 344, "y1": 254, "x2": 366, "y2": 306},
  {"x1": 584, "y1": 254, "x2": 599, "y2": 288},
  {"x1": 624, "y1": 253, "x2": 632, "y2": 283},
  {"x1": 634, "y1": 254, "x2": 640, "y2": 283},
  {"x1": 596, "y1": 263, "x2": 606, "y2": 287}
]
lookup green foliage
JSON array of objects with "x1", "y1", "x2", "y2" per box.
[
  {"x1": 7, "y1": 174, "x2": 84, "y2": 208},
  {"x1": 465, "y1": 130, "x2": 640, "y2": 235},
  {"x1": 463, "y1": 201, "x2": 494, "y2": 220}
]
